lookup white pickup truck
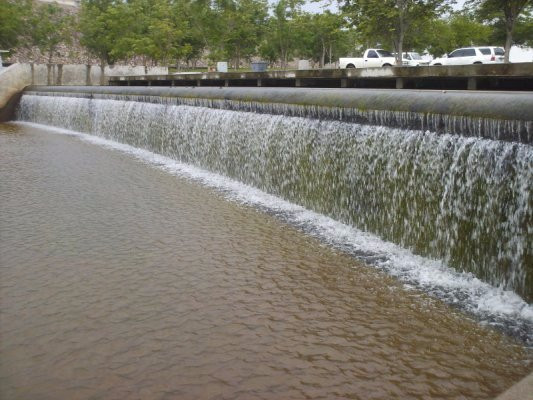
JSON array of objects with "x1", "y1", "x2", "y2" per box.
[{"x1": 339, "y1": 49, "x2": 397, "y2": 69}]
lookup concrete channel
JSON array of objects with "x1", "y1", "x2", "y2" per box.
[{"x1": 2, "y1": 67, "x2": 533, "y2": 400}]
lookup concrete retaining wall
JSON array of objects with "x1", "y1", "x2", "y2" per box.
[
  {"x1": 0, "y1": 63, "x2": 169, "y2": 121},
  {"x1": 0, "y1": 64, "x2": 31, "y2": 121},
  {"x1": 32, "y1": 64, "x2": 168, "y2": 86},
  {"x1": 109, "y1": 62, "x2": 533, "y2": 91}
]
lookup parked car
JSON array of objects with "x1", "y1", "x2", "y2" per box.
[
  {"x1": 430, "y1": 46, "x2": 505, "y2": 66},
  {"x1": 391, "y1": 51, "x2": 429, "y2": 66},
  {"x1": 340, "y1": 49, "x2": 405, "y2": 69},
  {"x1": 401, "y1": 52, "x2": 429, "y2": 66}
]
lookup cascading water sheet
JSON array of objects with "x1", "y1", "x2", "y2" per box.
[{"x1": 16, "y1": 93, "x2": 533, "y2": 344}]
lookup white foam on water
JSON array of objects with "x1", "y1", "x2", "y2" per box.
[{"x1": 15, "y1": 121, "x2": 533, "y2": 342}]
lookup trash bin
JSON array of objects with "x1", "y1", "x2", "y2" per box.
[{"x1": 250, "y1": 61, "x2": 268, "y2": 72}]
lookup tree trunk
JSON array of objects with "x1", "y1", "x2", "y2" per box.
[
  {"x1": 396, "y1": 37, "x2": 403, "y2": 66},
  {"x1": 320, "y1": 39, "x2": 326, "y2": 69},
  {"x1": 46, "y1": 64, "x2": 52, "y2": 85},
  {"x1": 502, "y1": 0, "x2": 529, "y2": 63},
  {"x1": 86, "y1": 64, "x2": 92, "y2": 86},
  {"x1": 504, "y1": 26, "x2": 512, "y2": 63},
  {"x1": 56, "y1": 64, "x2": 63, "y2": 85},
  {"x1": 504, "y1": 11, "x2": 515, "y2": 64},
  {"x1": 99, "y1": 61, "x2": 105, "y2": 86},
  {"x1": 396, "y1": 0, "x2": 406, "y2": 66},
  {"x1": 395, "y1": 20, "x2": 405, "y2": 66}
]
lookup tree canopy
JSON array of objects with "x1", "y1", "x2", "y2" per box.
[
  {"x1": 467, "y1": 0, "x2": 532, "y2": 62},
  {"x1": 0, "y1": 0, "x2": 31, "y2": 50},
  {"x1": 3, "y1": 0, "x2": 531, "y2": 69},
  {"x1": 30, "y1": 2, "x2": 74, "y2": 63},
  {"x1": 342, "y1": 0, "x2": 452, "y2": 65}
]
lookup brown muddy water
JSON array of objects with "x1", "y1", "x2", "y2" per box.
[{"x1": 0, "y1": 122, "x2": 531, "y2": 400}]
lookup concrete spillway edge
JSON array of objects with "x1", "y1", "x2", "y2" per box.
[
  {"x1": 20, "y1": 86, "x2": 533, "y2": 144},
  {"x1": 26, "y1": 85, "x2": 533, "y2": 122}
]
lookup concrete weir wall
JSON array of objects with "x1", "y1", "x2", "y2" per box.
[
  {"x1": 0, "y1": 64, "x2": 32, "y2": 121},
  {"x1": 21, "y1": 64, "x2": 168, "y2": 86},
  {"x1": 0, "y1": 64, "x2": 169, "y2": 122},
  {"x1": 23, "y1": 85, "x2": 533, "y2": 143}
]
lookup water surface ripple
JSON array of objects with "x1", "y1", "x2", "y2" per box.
[{"x1": 1, "y1": 123, "x2": 531, "y2": 399}]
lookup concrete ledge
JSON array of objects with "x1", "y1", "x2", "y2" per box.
[
  {"x1": 495, "y1": 372, "x2": 533, "y2": 400},
  {"x1": 25, "y1": 85, "x2": 533, "y2": 122},
  {"x1": 110, "y1": 63, "x2": 533, "y2": 81},
  {"x1": 108, "y1": 63, "x2": 533, "y2": 91}
]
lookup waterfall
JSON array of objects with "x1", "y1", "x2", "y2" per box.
[
  {"x1": 16, "y1": 93, "x2": 533, "y2": 304},
  {"x1": 23, "y1": 89, "x2": 533, "y2": 143}
]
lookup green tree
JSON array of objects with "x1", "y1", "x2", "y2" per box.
[
  {"x1": 30, "y1": 2, "x2": 74, "y2": 64},
  {"x1": 422, "y1": 12, "x2": 492, "y2": 57},
  {"x1": 0, "y1": 0, "x2": 31, "y2": 50},
  {"x1": 468, "y1": 0, "x2": 532, "y2": 62},
  {"x1": 175, "y1": 0, "x2": 216, "y2": 67},
  {"x1": 260, "y1": 0, "x2": 303, "y2": 68},
  {"x1": 116, "y1": 0, "x2": 192, "y2": 71},
  {"x1": 295, "y1": 12, "x2": 349, "y2": 68},
  {"x1": 512, "y1": 8, "x2": 533, "y2": 47},
  {"x1": 79, "y1": 0, "x2": 126, "y2": 83},
  {"x1": 215, "y1": 0, "x2": 268, "y2": 69},
  {"x1": 342, "y1": 0, "x2": 451, "y2": 65}
]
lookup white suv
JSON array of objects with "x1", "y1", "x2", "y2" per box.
[{"x1": 430, "y1": 46, "x2": 505, "y2": 66}]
